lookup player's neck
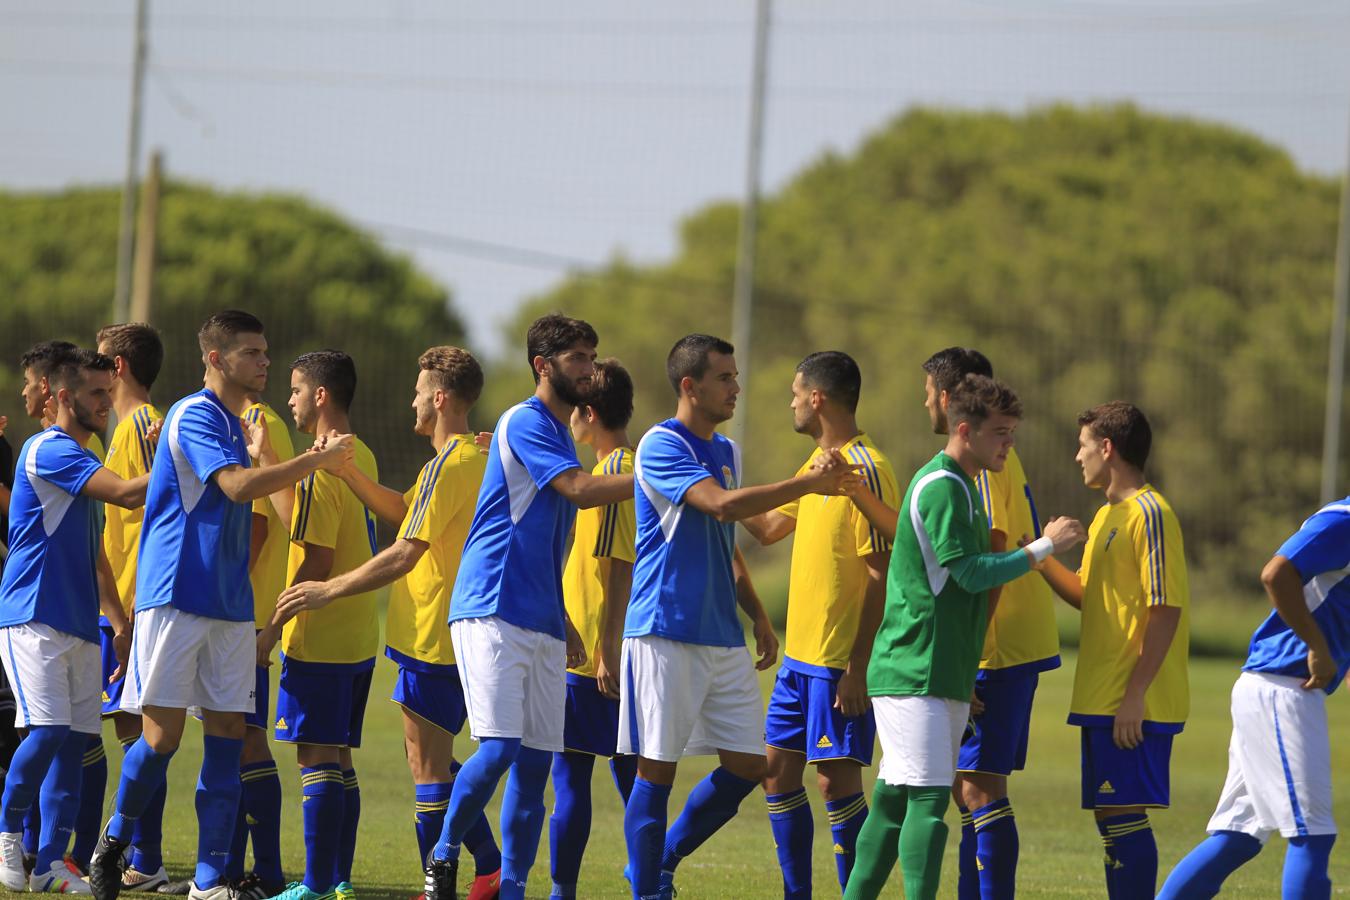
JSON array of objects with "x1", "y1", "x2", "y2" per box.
[
  {"x1": 590, "y1": 429, "x2": 631, "y2": 459},
  {"x1": 431, "y1": 410, "x2": 470, "y2": 452},
  {"x1": 204, "y1": 372, "x2": 249, "y2": 415},
  {"x1": 533, "y1": 382, "x2": 575, "y2": 426},
  {"x1": 315, "y1": 408, "x2": 352, "y2": 438},
  {"x1": 1104, "y1": 466, "x2": 1147, "y2": 505},
  {"x1": 111, "y1": 382, "x2": 151, "y2": 419},
  {"x1": 942, "y1": 436, "x2": 984, "y2": 479},
  {"x1": 815, "y1": 416, "x2": 860, "y2": 452},
  {"x1": 54, "y1": 409, "x2": 92, "y2": 447},
  {"x1": 675, "y1": 402, "x2": 719, "y2": 441}
]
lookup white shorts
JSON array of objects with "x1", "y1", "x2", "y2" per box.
[
  {"x1": 617, "y1": 635, "x2": 764, "y2": 762},
  {"x1": 120, "y1": 605, "x2": 255, "y2": 714},
  {"x1": 0, "y1": 623, "x2": 101, "y2": 734},
  {"x1": 451, "y1": 616, "x2": 566, "y2": 753},
  {"x1": 1205, "y1": 672, "x2": 1336, "y2": 841},
  {"x1": 874, "y1": 695, "x2": 970, "y2": 787}
]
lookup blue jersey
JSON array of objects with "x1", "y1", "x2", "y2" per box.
[
  {"x1": 449, "y1": 397, "x2": 581, "y2": 640},
  {"x1": 1244, "y1": 499, "x2": 1350, "y2": 694},
  {"x1": 0, "y1": 428, "x2": 104, "y2": 642},
  {"x1": 135, "y1": 389, "x2": 253, "y2": 622},
  {"x1": 625, "y1": 418, "x2": 743, "y2": 647}
]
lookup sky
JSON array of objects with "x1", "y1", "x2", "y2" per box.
[{"x1": 4, "y1": 0, "x2": 1349, "y2": 359}]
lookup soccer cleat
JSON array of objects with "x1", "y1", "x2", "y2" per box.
[
  {"x1": 31, "y1": 858, "x2": 94, "y2": 893},
  {"x1": 465, "y1": 869, "x2": 500, "y2": 900},
  {"x1": 88, "y1": 823, "x2": 131, "y2": 900},
  {"x1": 187, "y1": 880, "x2": 248, "y2": 900},
  {"x1": 158, "y1": 879, "x2": 194, "y2": 896},
  {"x1": 65, "y1": 855, "x2": 91, "y2": 877},
  {"x1": 122, "y1": 864, "x2": 171, "y2": 892},
  {"x1": 332, "y1": 882, "x2": 355, "y2": 900},
  {"x1": 0, "y1": 831, "x2": 29, "y2": 890},
  {"x1": 232, "y1": 874, "x2": 284, "y2": 900},
  {"x1": 261, "y1": 882, "x2": 331, "y2": 900},
  {"x1": 422, "y1": 858, "x2": 458, "y2": 900}
]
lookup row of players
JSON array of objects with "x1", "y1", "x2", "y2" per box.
[{"x1": 0, "y1": 310, "x2": 1343, "y2": 900}]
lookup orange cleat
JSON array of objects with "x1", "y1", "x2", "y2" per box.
[{"x1": 465, "y1": 869, "x2": 501, "y2": 900}]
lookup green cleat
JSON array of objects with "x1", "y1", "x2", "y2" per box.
[{"x1": 332, "y1": 882, "x2": 355, "y2": 900}]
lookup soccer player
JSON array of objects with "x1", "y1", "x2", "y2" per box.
[
  {"x1": 253, "y1": 351, "x2": 378, "y2": 900},
  {"x1": 273, "y1": 346, "x2": 503, "y2": 900},
  {"x1": 1157, "y1": 502, "x2": 1344, "y2": 898},
  {"x1": 1035, "y1": 401, "x2": 1190, "y2": 899},
  {"x1": 738, "y1": 351, "x2": 897, "y2": 898},
  {"x1": 547, "y1": 358, "x2": 639, "y2": 900},
  {"x1": 843, "y1": 375, "x2": 1083, "y2": 900},
  {"x1": 619, "y1": 334, "x2": 862, "y2": 900},
  {"x1": 0, "y1": 348, "x2": 145, "y2": 892},
  {"x1": 20, "y1": 341, "x2": 106, "y2": 462},
  {"x1": 89, "y1": 311, "x2": 354, "y2": 900},
  {"x1": 422, "y1": 314, "x2": 632, "y2": 900}
]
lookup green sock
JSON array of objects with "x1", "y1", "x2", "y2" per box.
[
  {"x1": 898, "y1": 786, "x2": 952, "y2": 900},
  {"x1": 842, "y1": 781, "x2": 906, "y2": 899}
]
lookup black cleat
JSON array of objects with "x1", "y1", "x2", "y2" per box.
[
  {"x1": 422, "y1": 858, "x2": 458, "y2": 900},
  {"x1": 88, "y1": 823, "x2": 130, "y2": 900},
  {"x1": 230, "y1": 874, "x2": 276, "y2": 900}
]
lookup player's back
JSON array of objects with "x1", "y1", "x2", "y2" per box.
[
  {"x1": 103, "y1": 402, "x2": 162, "y2": 619},
  {"x1": 563, "y1": 446, "x2": 635, "y2": 677}
]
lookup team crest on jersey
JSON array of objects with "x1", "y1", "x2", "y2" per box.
[
  {"x1": 1103, "y1": 528, "x2": 1119, "y2": 552},
  {"x1": 721, "y1": 465, "x2": 736, "y2": 488}
]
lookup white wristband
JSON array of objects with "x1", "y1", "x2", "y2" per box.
[{"x1": 1025, "y1": 536, "x2": 1055, "y2": 564}]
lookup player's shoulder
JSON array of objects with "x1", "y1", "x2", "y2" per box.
[
  {"x1": 436, "y1": 435, "x2": 486, "y2": 480},
  {"x1": 1125, "y1": 485, "x2": 1176, "y2": 528},
  {"x1": 637, "y1": 419, "x2": 690, "y2": 455},
  {"x1": 594, "y1": 446, "x2": 635, "y2": 477},
  {"x1": 848, "y1": 434, "x2": 895, "y2": 475},
  {"x1": 172, "y1": 389, "x2": 231, "y2": 430}
]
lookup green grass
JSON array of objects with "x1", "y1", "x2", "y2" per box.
[{"x1": 15, "y1": 651, "x2": 1349, "y2": 899}]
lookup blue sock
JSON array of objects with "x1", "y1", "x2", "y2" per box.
[
  {"x1": 623, "y1": 777, "x2": 671, "y2": 900},
  {"x1": 766, "y1": 788, "x2": 812, "y2": 899},
  {"x1": 826, "y1": 792, "x2": 867, "y2": 893},
  {"x1": 23, "y1": 804, "x2": 39, "y2": 857},
  {"x1": 225, "y1": 791, "x2": 248, "y2": 882},
  {"x1": 108, "y1": 737, "x2": 174, "y2": 843},
  {"x1": 299, "y1": 764, "x2": 345, "y2": 893},
  {"x1": 972, "y1": 798, "x2": 1018, "y2": 900},
  {"x1": 1283, "y1": 834, "x2": 1335, "y2": 900},
  {"x1": 0, "y1": 724, "x2": 67, "y2": 833},
  {"x1": 241, "y1": 761, "x2": 283, "y2": 884},
  {"x1": 451, "y1": 760, "x2": 502, "y2": 877},
  {"x1": 130, "y1": 781, "x2": 167, "y2": 873},
  {"x1": 957, "y1": 805, "x2": 978, "y2": 900},
  {"x1": 35, "y1": 729, "x2": 84, "y2": 872},
  {"x1": 334, "y1": 768, "x2": 359, "y2": 885},
  {"x1": 661, "y1": 767, "x2": 758, "y2": 873},
  {"x1": 70, "y1": 736, "x2": 107, "y2": 867},
  {"x1": 415, "y1": 783, "x2": 453, "y2": 868},
  {"x1": 434, "y1": 738, "x2": 519, "y2": 863},
  {"x1": 1098, "y1": 813, "x2": 1155, "y2": 900},
  {"x1": 498, "y1": 747, "x2": 551, "y2": 900},
  {"x1": 610, "y1": 755, "x2": 637, "y2": 805},
  {"x1": 549, "y1": 751, "x2": 594, "y2": 897},
  {"x1": 193, "y1": 735, "x2": 242, "y2": 890},
  {"x1": 1157, "y1": 830, "x2": 1262, "y2": 899}
]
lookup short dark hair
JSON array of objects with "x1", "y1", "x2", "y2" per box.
[
  {"x1": 946, "y1": 374, "x2": 1022, "y2": 429},
  {"x1": 525, "y1": 314, "x2": 598, "y2": 384},
  {"x1": 20, "y1": 340, "x2": 78, "y2": 377},
  {"x1": 418, "y1": 346, "x2": 483, "y2": 406},
  {"x1": 291, "y1": 350, "x2": 357, "y2": 412},
  {"x1": 666, "y1": 334, "x2": 734, "y2": 394},
  {"x1": 96, "y1": 322, "x2": 164, "y2": 390},
  {"x1": 585, "y1": 358, "x2": 634, "y2": 430},
  {"x1": 797, "y1": 351, "x2": 861, "y2": 413},
  {"x1": 1078, "y1": 401, "x2": 1152, "y2": 470},
  {"x1": 198, "y1": 309, "x2": 265, "y2": 354},
  {"x1": 922, "y1": 347, "x2": 993, "y2": 396},
  {"x1": 47, "y1": 348, "x2": 115, "y2": 393}
]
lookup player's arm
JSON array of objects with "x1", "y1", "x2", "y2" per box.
[
  {"x1": 243, "y1": 414, "x2": 295, "y2": 524},
  {"x1": 337, "y1": 463, "x2": 409, "y2": 526},
  {"x1": 947, "y1": 517, "x2": 1084, "y2": 593},
  {"x1": 684, "y1": 455, "x2": 860, "y2": 523},
  {"x1": 739, "y1": 510, "x2": 796, "y2": 545},
  {"x1": 548, "y1": 467, "x2": 634, "y2": 510},
  {"x1": 273, "y1": 537, "x2": 428, "y2": 624},
  {"x1": 0, "y1": 483, "x2": 9, "y2": 515},
  {"x1": 845, "y1": 484, "x2": 898, "y2": 543},
  {"x1": 836, "y1": 549, "x2": 888, "y2": 718},
  {"x1": 733, "y1": 545, "x2": 779, "y2": 671},
  {"x1": 985, "y1": 529, "x2": 1008, "y2": 622},
  {"x1": 1037, "y1": 556, "x2": 1084, "y2": 608},
  {"x1": 95, "y1": 549, "x2": 131, "y2": 680},
  {"x1": 80, "y1": 468, "x2": 150, "y2": 509},
  {"x1": 1261, "y1": 554, "x2": 1337, "y2": 690},
  {"x1": 214, "y1": 434, "x2": 353, "y2": 504},
  {"x1": 1112, "y1": 605, "x2": 1181, "y2": 750},
  {"x1": 595, "y1": 556, "x2": 633, "y2": 700}
]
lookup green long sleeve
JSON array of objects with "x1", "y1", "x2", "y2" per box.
[{"x1": 947, "y1": 548, "x2": 1032, "y2": 594}]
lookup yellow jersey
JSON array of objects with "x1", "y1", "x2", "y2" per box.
[
  {"x1": 1070, "y1": 485, "x2": 1190, "y2": 730},
  {"x1": 102, "y1": 403, "x2": 162, "y2": 616},
  {"x1": 282, "y1": 437, "x2": 380, "y2": 666},
  {"x1": 974, "y1": 447, "x2": 1060, "y2": 674},
  {"x1": 88, "y1": 432, "x2": 105, "y2": 462},
  {"x1": 564, "y1": 448, "x2": 637, "y2": 678},
  {"x1": 385, "y1": 435, "x2": 486, "y2": 673},
  {"x1": 244, "y1": 403, "x2": 295, "y2": 627},
  {"x1": 779, "y1": 434, "x2": 898, "y2": 676}
]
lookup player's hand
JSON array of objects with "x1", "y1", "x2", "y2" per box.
[
  {"x1": 0, "y1": 415, "x2": 7, "y2": 438},
  {"x1": 595, "y1": 640, "x2": 621, "y2": 700},
  {"x1": 808, "y1": 449, "x2": 866, "y2": 497},
  {"x1": 565, "y1": 617, "x2": 587, "y2": 670},
  {"x1": 475, "y1": 431, "x2": 493, "y2": 455},
  {"x1": 256, "y1": 623, "x2": 281, "y2": 668},
  {"x1": 314, "y1": 431, "x2": 356, "y2": 473},
  {"x1": 109, "y1": 627, "x2": 131, "y2": 683},
  {"x1": 143, "y1": 417, "x2": 162, "y2": 449},
  {"x1": 1303, "y1": 646, "x2": 1337, "y2": 690},
  {"x1": 243, "y1": 416, "x2": 270, "y2": 461},
  {"x1": 968, "y1": 688, "x2": 986, "y2": 718},
  {"x1": 1016, "y1": 534, "x2": 1046, "y2": 570},
  {"x1": 42, "y1": 396, "x2": 58, "y2": 427},
  {"x1": 752, "y1": 617, "x2": 779, "y2": 671},
  {"x1": 834, "y1": 666, "x2": 869, "y2": 717},
  {"x1": 275, "y1": 581, "x2": 335, "y2": 621},
  {"x1": 1112, "y1": 693, "x2": 1146, "y2": 750},
  {"x1": 1043, "y1": 517, "x2": 1086, "y2": 553}
]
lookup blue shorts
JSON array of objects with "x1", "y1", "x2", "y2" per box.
[
  {"x1": 562, "y1": 673, "x2": 621, "y2": 757},
  {"x1": 392, "y1": 665, "x2": 467, "y2": 736},
  {"x1": 246, "y1": 663, "x2": 270, "y2": 731},
  {"x1": 956, "y1": 670, "x2": 1040, "y2": 776},
  {"x1": 764, "y1": 664, "x2": 875, "y2": 766},
  {"x1": 274, "y1": 656, "x2": 373, "y2": 748},
  {"x1": 1079, "y1": 726, "x2": 1173, "y2": 810},
  {"x1": 99, "y1": 624, "x2": 124, "y2": 716}
]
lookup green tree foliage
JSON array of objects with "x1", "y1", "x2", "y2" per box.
[
  {"x1": 0, "y1": 182, "x2": 466, "y2": 494},
  {"x1": 490, "y1": 104, "x2": 1342, "y2": 603}
]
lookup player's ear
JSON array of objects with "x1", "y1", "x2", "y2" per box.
[
  {"x1": 1100, "y1": 436, "x2": 1115, "y2": 461},
  {"x1": 939, "y1": 389, "x2": 950, "y2": 411},
  {"x1": 532, "y1": 354, "x2": 551, "y2": 381},
  {"x1": 314, "y1": 385, "x2": 328, "y2": 408}
]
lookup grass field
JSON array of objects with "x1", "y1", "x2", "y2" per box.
[{"x1": 28, "y1": 647, "x2": 1344, "y2": 899}]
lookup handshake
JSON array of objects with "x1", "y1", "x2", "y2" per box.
[{"x1": 1020, "y1": 517, "x2": 1086, "y2": 567}]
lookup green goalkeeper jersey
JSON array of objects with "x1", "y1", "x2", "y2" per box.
[{"x1": 868, "y1": 451, "x2": 990, "y2": 702}]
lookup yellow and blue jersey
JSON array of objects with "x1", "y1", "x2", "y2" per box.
[
  {"x1": 564, "y1": 447, "x2": 636, "y2": 678},
  {"x1": 1070, "y1": 485, "x2": 1190, "y2": 730},
  {"x1": 778, "y1": 434, "x2": 897, "y2": 676},
  {"x1": 102, "y1": 403, "x2": 161, "y2": 617},
  {"x1": 385, "y1": 435, "x2": 486, "y2": 673},
  {"x1": 243, "y1": 402, "x2": 295, "y2": 627},
  {"x1": 974, "y1": 447, "x2": 1060, "y2": 675},
  {"x1": 282, "y1": 437, "x2": 379, "y2": 667}
]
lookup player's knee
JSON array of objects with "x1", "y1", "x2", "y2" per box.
[
  {"x1": 239, "y1": 727, "x2": 271, "y2": 764},
  {"x1": 816, "y1": 761, "x2": 863, "y2": 801},
  {"x1": 730, "y1": 755, "x2": 768, "y2": 784}
]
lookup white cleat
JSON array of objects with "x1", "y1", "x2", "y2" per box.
[
  {"x1": 31, "y1": 858, "x2": 94, "y2": 893},
  {"x1": 0, "y1": 831, "x2": 28, "y2": 891},
  {"x1": 187, "y1": 880, "x2": 244, "y2": 900},
  {"x1": 123, "y1": 865, "x2": 171, "y2": 892}
]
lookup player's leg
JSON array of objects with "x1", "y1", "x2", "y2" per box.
[
  {"x1": 331, "y1": 669, "x2": 371, "y2": 892},
  {"x1": 809, "y1": 669, "x2": 874, "y2": 895},
  {"x1": 71, "y1": 624, "x2": 124, "y2": 872},
  {"x1": 892, "y1": 697, "x2": 965, "y2": 900},
  {"x1": 842, "y1": 696, "x2": 908, "y2": 900},
  {"x1": 233, "y1": 656, "x2": 283, "y2": 894},
  {"x1": 763, "y1": 668, "x2": 812, "y2": 899},
  {"x1": 816, "y1": 761, "x2": 867, "y2": 895},
  {"x1": 1084, "y1": 725, "x2": 1173, "y2": 900}
]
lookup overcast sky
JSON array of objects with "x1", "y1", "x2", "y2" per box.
[{"x1": 5, "y1": 0, "x2": 1349, "y2": 358}]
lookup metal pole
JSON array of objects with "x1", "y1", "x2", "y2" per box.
[
  {"x1": 730, "y1": 0, "x2": 771, "y2": 453},
  {"x1": 112, "y1": 0, "x2": 149, "y2": 325}
]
